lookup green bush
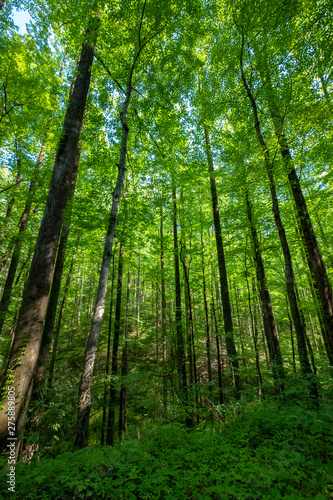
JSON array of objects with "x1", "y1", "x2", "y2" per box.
[{"x1": 1, "y1": 399, "x2": 332, "y2": 499}]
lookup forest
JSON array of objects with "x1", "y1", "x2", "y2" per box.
[{"x1": 0, "y1": 0, "x2": 332, "y2": 498}]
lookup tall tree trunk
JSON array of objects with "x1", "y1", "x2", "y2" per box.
[
  {"x1": 74, "y1": 68, "x2": 132, "y2": 447},
  {"x1": 155, "y1": 280, "x2": 159, "y2": 367},
  {"x1": 47, "y1": 249, "x2": 76, "y2": 389},
  {"x1": 33, "y1": 89, "x2": 90, "y2": 394},
  {"x1": 234, "y1": 283, "x2": 246, "y2": 369},
  {"x1": 180, "y1": 240, "x2": 197, "y2": 385},
  {"x1": 18, "y1": 248, "x2": 76, "y2": 462},
  {"x1": 12, "y1": 246, "x2": 32, "y2": 293},
  {"x1": 258, "y1": 47, "x2": 333, "y2": 365},
  {"x1": 211, "y1": 288, "x2": 224, "y2": 404},
  {"x1": 286, "y1": 302, "x2": 296, "y2": 373},
  {"x1": 33, "y1": 226, "x2": 71, "y2": 392},
  {"x1": 203, "y1": 125, "x2": 241, "y2": 396},
  {"x1": 136, "y1": 259, "x2": 140, "y2": 338},
  {"x1": 183, "y1": 256, "x2": 193, "y2": 385},
  {"x1": 101, "y1": 253, "x2": 115, "y2": 445},
  {"x1": 107, "y1": 243, "x2": 124, "y2": 446},
  {"x1": 180, "y1": 239, "x2": 198, "y2": 415},
  {"x1": 211, "y1": 257, "x2": 228, "y2": 373},
  {"x1": 119, "y1": 252, "x2": 131, "y2": 441},
  {"x1": 240, "y1": 37, "x2": 315, "y2": 391},
  {"x1": 172, "y1": 182, "x2": 189, "y2": 421},
  {"x1": 294, "y1": 283, "x2": 318, "y2": 376},
  {"x1": 244, "y1": 248, "x2": 263, "y2": 396},
  {"x1": 298, "y1": 246, "x2": 328, "y2": 356},
  {"x1": 160, "y1": 207, "x2": 168, "y2": 416},
  {"x1": 200, "y1": 229, "x2": 212, "y2": 392},
  {"x1": 244, "y1": 187, "x2": 284, "y2": 383},
  {"x1": 0, "y1": 14, "x2": 99, "y2": 447}
]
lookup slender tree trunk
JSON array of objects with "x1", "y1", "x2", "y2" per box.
[
  {"x1": 244, "y1": 187, "x2": 284, "y2": 383},
  {"x1": 201, "y1": 229, "x2": 212, "y2": 392},
  {"x1": 244, "y1": 249, "x2": 263, "y2": 396},
  {"x1": 12, "y1": 246, "x2": 32, "y2": 293},
  {"x1": 180, "y1": 240, "x2": 197, "y2": 385},
  {"x1": 155, "y1": 280, "x2": 159, "y2": 367},
  {"x1": 240, "y1": 36, "x2": 315, "y2": 389},
  {"x1": 47, "y1": 249, "x2": 76, "y2": 389},
  {"x1": 180, "y1": 239, "x2": 198, "y2": 417},
  {"x1": 300, "y1": 255, "x2": 328, "y2": 356},
  {"x1": 294, "y1": 283, "x2": 318, "y2": 376},
  {"x1": 172, "y1": 182, "x2": 190, "y2": 421},
  {"x1": 33, "y1": 94, "x2": 89, "y2": 394},
  {"x1": 234, "y1": 283, "x2": 246, "y2": 369},
  {"x1": 203, "y1": 125, "x2": 241, "y2": 396},
  {"x1": 312, "y1": 213, "x2": 333, "y2": 269},
  {"x1": 160, "y1": 208, "x2": 168, "y2": 416},
  {"x1": 211, "y1": 289, "x2": 224, "y2": 404},
  {"x1": 74, "y1": 36, "x2": 140, "y2": 445},
  {"x1": 136, "y1": 259, "x2": 140, "y2": 338},
  {"x1": 258, "y1": 48, "x2": 333, "y2": 365},
  {"x1": 133, "y1": 276, "x2": 137, "y2": 324},
  {"x1": 119, "y1": 251, "x2": 131, "y2": 441},
  {"x1": 0, "y1": 14, "x2": 99, "y2": 447},
  {"x1": 107, "y1": 243, "x2": 124, "y2": 446},
  {"x1": 212, "y1": 258, "x2": 228, "y2": 373},
  {"x1": 18, "y1": 248, "x2": 76, "y2": 462},
  {"x1": 101, "y1": 253, "x2": 115, "y2": 446},
  {"x1": 33, "y1": 226, "x2": 71, "y2": 391},
  {"x1": 183, "y1": 258, "x2": 193, "y2": 385},
  {"x1": 74, "y1": 108, "x2": 129, "y2": 447}
]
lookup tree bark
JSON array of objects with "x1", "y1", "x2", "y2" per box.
[
  {"x1": 203, "y1": 125, "x2": 241, "y2": 397},
  {"x1": 180, "y1": 240, "x2": 198, "y2": 388},
  {"x1": 136, "y1": 259, "x2": 140, "y2": 338},
  {"x1": 244, "y1": 249, "x2": 263, "y2": 396},
  {"x1": 119, "y1": 252, "x2": 131, "y2": 441},
  {"x1": 172, "y1": 183, "x2": 188, "y2": 413},
  {"x1": 211, "y1": 289, "x2": 224, "y2": 404},
  {"x1": 33, "y1": 102, "x2": 87, "y2": 394},
  {"x1": 47, "y1": 249, "x2": 76, "y2": 389},
  {"x1": 244, "y1": 187, "x2": 284, "y2": 383},
  {"x1": 106, "y1": 243, "x2": 124, "y2": 446},
  {"x1": 200, "y1": 229, "x2": 212, "y2": 392},
  {"x1": 101, "y1": 253, "x2": 115, "y2": 446},
  {"x1": 18, "y1": 248, "x2": 76, "y2": 462},
  {"x1": 160, "y1": 208, "x2": 168, "y2": 416}
]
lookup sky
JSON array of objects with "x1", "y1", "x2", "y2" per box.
[{"x1": 12, "y1": 8, "x2": 33, "y2": 35}]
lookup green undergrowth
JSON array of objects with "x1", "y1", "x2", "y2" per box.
[{"x1": 1, "y1": 398, "x2": 333, "y2": 500}]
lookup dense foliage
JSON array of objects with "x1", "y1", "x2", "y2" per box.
[
  {"x1": 1, "y1": 396, "x2": 333, "y2": 499},
  {"x1": 0, "y1": 0, "x2": 332, "y2": 497}
]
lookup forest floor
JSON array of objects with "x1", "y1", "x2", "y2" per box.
[{"x1": 1, "y1": 395, "x2": 333, "y2": 499}]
